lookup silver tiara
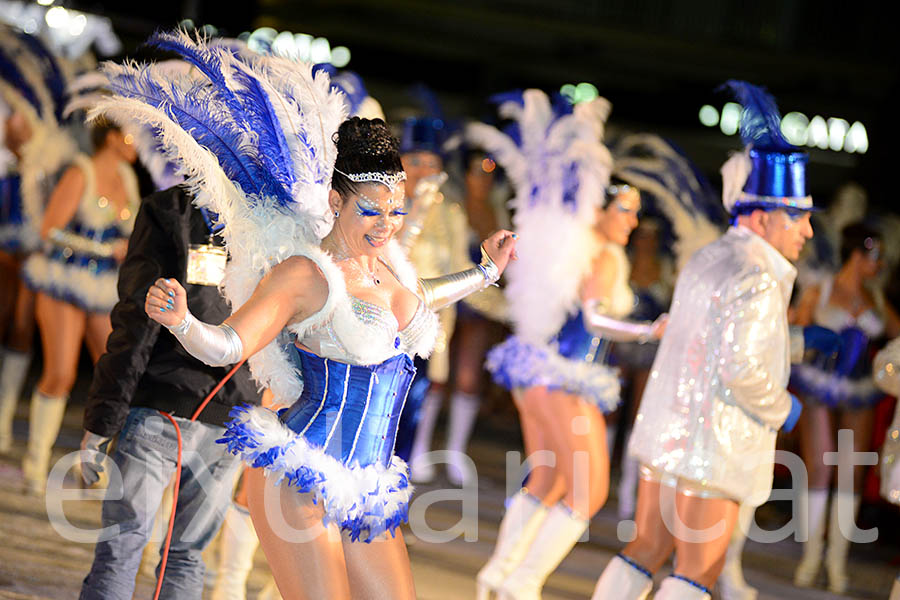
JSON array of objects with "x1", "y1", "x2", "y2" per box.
[{"x1": 334, "y1": 167, "x2": 407, "y2": 191}]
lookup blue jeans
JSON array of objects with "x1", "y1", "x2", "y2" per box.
[{"x1": 79, "y1": 408, "x2": 240, "y2": 600}]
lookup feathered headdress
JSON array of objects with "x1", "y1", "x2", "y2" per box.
[
  {"x1": 65, "y1": 60, "x2": 196, "y2": 191},
  {"x1": 719, "y1": 80, "x2": 812, "y2": 215},
  {"x1": 0, "y1": 27, "x2": 77, "y2": 249},
  {"x1": 87, "y1": 30, "x2": 348, "y2": 402},
  {"x1": 613, "y1": 133, "x2": 726, "y2": 270},
  {"x1": 313, "y1": 64, "x2": 384, "y2": 120},
  {"x1": 467, "y1": 89, "x2": 612, "y2": 343}
]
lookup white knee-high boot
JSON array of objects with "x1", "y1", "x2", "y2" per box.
[
  {"x1": 409, "y1": 388, "x2": 443, "y2": 483},
  {"x1": 476, "y1": 491, "x2": 548, "y2": 600},
  {"x1": 591, "y1": 554, "x2": 652, "y2": 600},
  {"x1": 654, "y1": 575, "x2": 711, "y2": 600},
  {"x1": 211, "y1": 503, "x2": 259, "y2": 600},
  {"x1": 22, "y1": 390, "x2": 67, "y2": 495},
  {"x1": 0, "y1": 349, "x2": 30, "y2": 453},
  {"x1": 445, "y1": 391, "x2": 480, "y2": 486},
  {"x1": 496, "y1": 503, "x2": 589, "y2": 600},
  {"x1": 794, "y1": 488, "x2": 829, "y2": 587},
  {"x1": 825, "y1": 490, "x2": 860, "y2": 594},
  {"x1": 717, "y1": 503, "x2": 758, "y2": 600}
]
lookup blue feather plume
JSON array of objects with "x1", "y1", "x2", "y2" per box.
[
  {"x1": 720, "y1": 80, "x2": 793, "y2": 151},
  {"x1": 149, "y1": 32, "x2": 297, "y2": 203},
  {"x1": 14, "y1": 31, "x2": 68, "y2": 122},
  {"x1": 103, "y1": 63, "x2": 281, "y2": 201},
  {"x1": 0, "y1": 46, "x2": 43, "y2": 116}
]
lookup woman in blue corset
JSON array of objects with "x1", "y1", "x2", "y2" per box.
[
  {"x1": 114, "y1": 32, "x2": 516, "y2": 600},
  {"x1": 469, "y1": 90, "x2": 666, "y2": 600}
]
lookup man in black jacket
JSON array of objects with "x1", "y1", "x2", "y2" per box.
[{"x1": 78, "y1": 186, "x2": 260, "y2": 600}]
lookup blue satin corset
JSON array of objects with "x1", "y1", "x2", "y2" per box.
[
  {"x1": 553, "y1": 310, "x2": 609, "y2": 363},
  {"x1": 280, "y1": 347, "x2": 417, "y2": 468}
]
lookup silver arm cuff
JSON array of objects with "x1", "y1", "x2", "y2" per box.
[
  {"x1": 582, "y1": 299, "x2": 656, "y2": 344},
  {"x1": 418, "y1": 245, "x2": 499, "y2": 311},
  {"x1": 166, "y1": 311, "x2": 244, "y2": 366}
]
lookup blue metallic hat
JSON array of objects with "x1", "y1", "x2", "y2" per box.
[
  {"x1": 721, "y1": 80, "x2": 813, "y2": 213},
  {"x1": 399, "y1": 116, "x2": 446, "y2": 155}
]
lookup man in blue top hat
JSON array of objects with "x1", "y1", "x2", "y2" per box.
[{"x1": 591, "y1": 81, "x2": 839, "y2": 600}]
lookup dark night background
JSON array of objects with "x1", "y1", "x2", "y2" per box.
[{"x1": 60, "y1": 0, "x2": 897, "y2": 212}]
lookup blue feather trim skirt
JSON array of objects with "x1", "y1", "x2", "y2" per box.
[
  {"x1": 486, "y1": 335, "x2": 622, "y2": 413},
  {"x1": 22, "y1": 226, "x2": 121, "y2": 313},
  {"x1": 790, "y1": 364, "x2": 881, "y2": 409},
  {"x1": 218, "y1": 348, "x2": 417, "y2": 543}
]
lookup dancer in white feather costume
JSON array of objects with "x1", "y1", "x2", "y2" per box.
[
  {"x1": 469, "y1": 90, "x2": 665, "y2": 600},
  {"x1": 91, "y1": 31, "x2": 516, "y2": 598}
]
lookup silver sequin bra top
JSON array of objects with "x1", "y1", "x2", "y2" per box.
[{"x1": 299, "y1": 295, "x2": 439, "y2": 366}]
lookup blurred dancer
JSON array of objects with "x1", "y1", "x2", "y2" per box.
[
  {"x1": 472, "y1": 90, "x2": 663, "y2": 600},
  {"x1": 592, "y1": 81, "x2": 830, "y2": 600},
  {"x1": 0, "y1": 30, "x2": 77, "y2": 453},
  {"x1": 20, "y1": 120, "x2": 138, "y2": 494},
  {"x1": 790, "y1": 222, "x2": 900, "y2": 593}
]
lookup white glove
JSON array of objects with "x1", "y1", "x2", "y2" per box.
[{"x1": 80, "y1": 431, "x2": 112, "y2": 486}]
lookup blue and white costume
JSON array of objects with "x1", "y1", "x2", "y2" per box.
[
  {"x1": 486, "y1": 241, "x2": 632, "y2": 412},
  {"x1": 23, "y1": 153, "x2": 140, "y2": 312},
  {"x1": 790, "y1": 275, "x2": 885, "y2": 408},
  {"x1": 468, "y1": 90, "x2": 623, "y2": 412},
  {"x1": 221, "y1": 244, "x2": 439, "y2": 542}
]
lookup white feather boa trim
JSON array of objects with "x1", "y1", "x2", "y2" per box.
[
  {"x1": 790, "y1": 363, "x2": 881, "y2": 408},
  {"x1": 486, "y1": 336, "x2": 622, "y2": 413},
  {"x1": 23, "y1": 252, "x2": 118, "y2": 313},
  {"x1": 219, "y1": 404, "x2": 413, "y2": 543}
]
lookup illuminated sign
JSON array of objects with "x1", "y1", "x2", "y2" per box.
[{"x1": 699, "y1": 103, "x2": 867, "y2": 154}]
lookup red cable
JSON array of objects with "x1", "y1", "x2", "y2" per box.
[{"x1": 152, "y1": 359, "x2": 246, "y2": 600}]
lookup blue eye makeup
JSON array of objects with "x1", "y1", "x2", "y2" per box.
[{"x1": 356, "y1": 202, "x2": 381, "y2": 217}]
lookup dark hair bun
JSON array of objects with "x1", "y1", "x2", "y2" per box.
[{"x1": 332, "y1": 117, "x2": 404, "y2": 197}]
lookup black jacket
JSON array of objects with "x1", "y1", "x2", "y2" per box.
[{"x1": 84, "y1": 186, "x2": 260, "y2": 437}]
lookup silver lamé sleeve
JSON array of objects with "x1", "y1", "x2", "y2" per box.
[
  {"x1": 166, "y1": 311, "x2": 244, "y2": 367},
  {"x1": 582, "y1": 299, "x2": 658, "y2": 343}
]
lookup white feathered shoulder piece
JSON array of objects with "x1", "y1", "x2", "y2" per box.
[
  {"x1": 466, "y1": 90, "x2": 611, "y2": 344},
  {"x1": 87, "y1": 30, "x2": 348, "y2": 403}
]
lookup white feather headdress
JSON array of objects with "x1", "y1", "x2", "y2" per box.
[{"x1": 467, "y1": 90, "x2": 611, "y2": 343}]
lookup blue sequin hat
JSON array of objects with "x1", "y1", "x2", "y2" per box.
[
  {"x1": 399, "y1": 116, "x2": 446, "y2": 155},
  {"x1": 720, "y1": 80, "x2": 813, "y2": 214}
]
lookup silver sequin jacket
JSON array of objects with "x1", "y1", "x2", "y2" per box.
[{"x1": 628, "y1": 226, "x2": 797, "y2": 504}]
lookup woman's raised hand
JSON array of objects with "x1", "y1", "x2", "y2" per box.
[
  {"x1": 145, "y1": 278, "x2": 188, "y2": 328},
  {"x1": 481, "y1": 230, "x2": 518, "y2": 275}
]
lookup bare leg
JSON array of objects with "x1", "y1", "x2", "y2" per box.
[
  {"x1": 7, "y1": 280, "x2": 36, "y2": 353},
  {"x1": 515, "y1": 387, "x2": 565, "y2": 505},
  {"x1": 623, "y1": 477, "x2": 676, "y2": 573},
  {"x1": 838, "y1": 408, "x2": 874, "y2": 491},
  {"x1": 672, "y1": 493, "x2": 739, "y2": 589},
  {"x1": 343, "y1": 530, "x2": 416, "y2": 600},
  {"x1": 245, "y1": 467, "x2": 352, "y2": 600},
  {"x1": 799, "y1": 403, "x2": 835, "y2": 489},
  {"x1": 83, "y1": 312, "x2": 113, "y2": 363},
  {"x1": 34, "y1": 294, "x2": 86, "y2": 397},
  {"x1": 527, "y1": 389, "x2": 609, "y2": 517}
]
